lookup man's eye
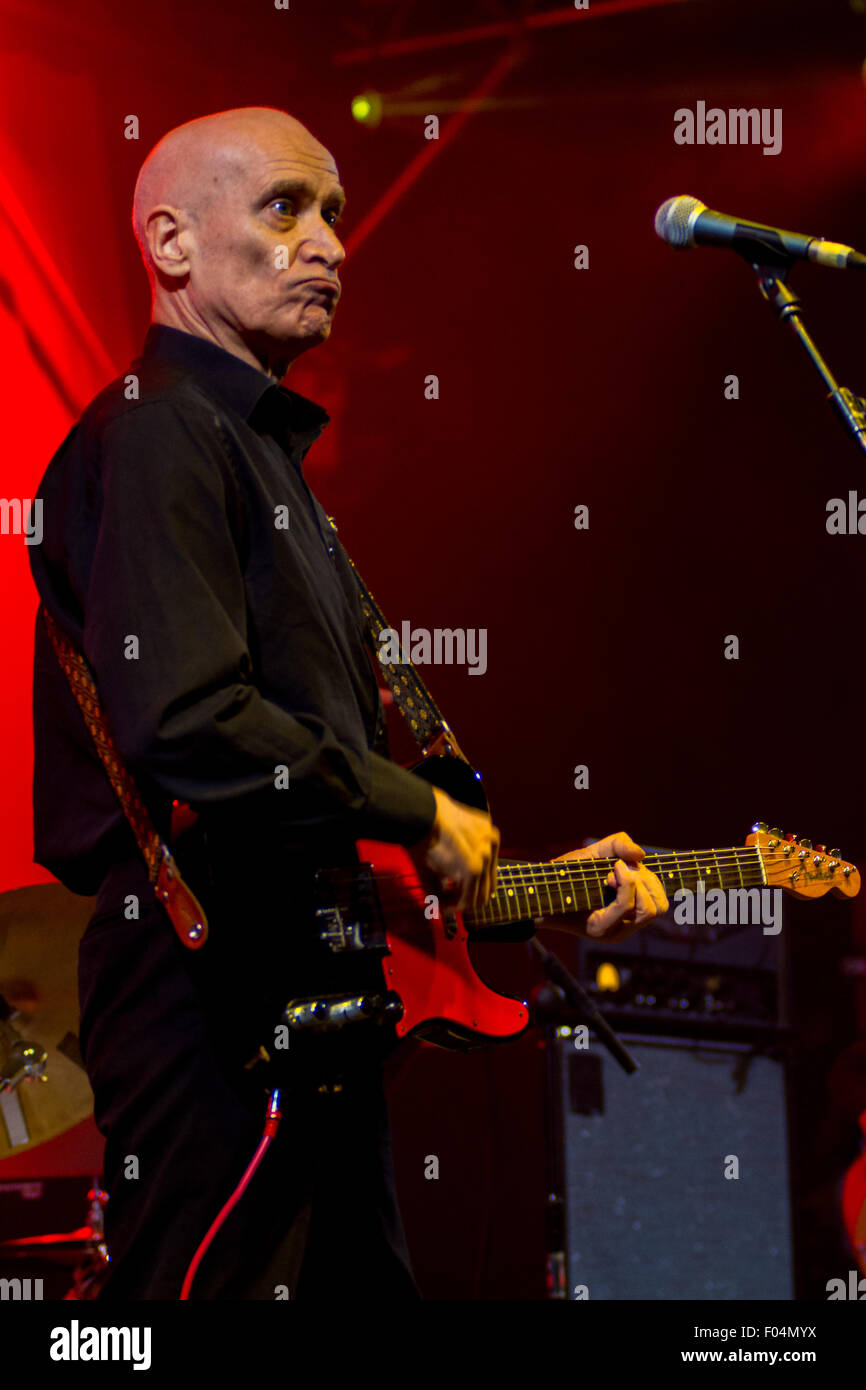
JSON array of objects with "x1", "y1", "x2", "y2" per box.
[
  {"x1": 324, "y1": 210, "x2": 342, "y2": 228},
  {"x1": 271, "y1": 199, "x2": 295, "y2": 216}
]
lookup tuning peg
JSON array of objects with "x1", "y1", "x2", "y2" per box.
[
  {"x1": 753, "y1": 821, "x2": 768, "y2": 833},
  {"x1": 829, "y1": 847, "x2": 840, "y2": 858},
  {"x1": 770, "y1": 826, "x2": 783, "y2": 837},
  {"x1": 800, "y1": 838, "x2": 812, "y2": 849}
]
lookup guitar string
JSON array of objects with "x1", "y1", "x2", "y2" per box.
[
  {"x1": 342, "y1": 863, "x2": 841, "y2": 926},
  {"x1": 332, "y1": 849, "x2": 769, "y2": 878},
  {"x1": 330, "y1": 866, "x2": 849, "y2": 922},
  {"x1": 324, "y1": 847, "x2": 835, "y2": 887},
  {"x1": 322, "y1": 847, "x2": 847, "y2": 907},
  {"x1": 330, "y1": 864, "x2": 824, "y2": 902},
  {"x1": 323, "y1": 850, "x2": 834, "y2": 884}
]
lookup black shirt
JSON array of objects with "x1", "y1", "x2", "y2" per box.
[{"x1": 29, "y1": 324, "x2": 436, "y2": 896}]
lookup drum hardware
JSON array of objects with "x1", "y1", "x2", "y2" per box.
[{"x1": 0, "y1": 1180, "x2": 110, "y2": 1299}]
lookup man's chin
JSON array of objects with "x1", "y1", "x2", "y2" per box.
[
  {"x1": 284, "y1": 314, "x2": 332, "y2": 350},
  {"x1": 246, "y1": 316, "x2": 332, "y2": 376}
]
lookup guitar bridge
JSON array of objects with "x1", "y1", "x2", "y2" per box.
[
  {"x1": 314, "y1": 865, "x2": 387, "y2": 954},
  {"x1": 315, "y1": 907, "x2": 367, "y2": 952}
]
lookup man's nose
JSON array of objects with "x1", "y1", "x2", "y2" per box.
[{"x1": 301, "y1": 219, "x2": 345, "y2": 269}]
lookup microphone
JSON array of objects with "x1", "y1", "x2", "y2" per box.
[{"x1": 654, "y1": 195, "x2": 866, "y2": 270}]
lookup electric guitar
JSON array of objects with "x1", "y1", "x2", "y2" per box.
[{"x1": 280, "y1": 756, "x2": 861, "y2": 1052}]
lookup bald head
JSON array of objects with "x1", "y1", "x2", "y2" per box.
[
  {"x1": 131, "y1": 106, "x2": 346, "y2": 378},
  {"x1": 133, "y1": 108, "x2": 319, "y2": 273}
]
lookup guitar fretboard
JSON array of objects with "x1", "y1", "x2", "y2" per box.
[{"x1": 465, "y1": 848, "x2": 767, "y2": 927}]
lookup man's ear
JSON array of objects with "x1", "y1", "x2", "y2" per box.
[{"x1": 145, "y1": 206, "x2": 192, "y2": 280}]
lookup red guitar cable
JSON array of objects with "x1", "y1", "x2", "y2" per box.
[{"x1": 179, "y1": 1087, "x2": 282, "y2": 1300}]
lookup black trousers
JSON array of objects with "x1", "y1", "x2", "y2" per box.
[{"x1": 78, "y1": 854, "x2": 420, "y2": 1300}]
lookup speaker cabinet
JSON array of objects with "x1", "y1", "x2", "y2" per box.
[{"x1": 555, "y1": 1032, "x2": 794, "y2": 1300}]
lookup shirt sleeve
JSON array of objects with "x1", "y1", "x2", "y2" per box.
[{"x1": 83, "y1": 399, "x2": 436, "y2": 846}]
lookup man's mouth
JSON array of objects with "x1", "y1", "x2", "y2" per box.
[{"x1": 295, "y1": 278, "x2": 340, "y2": 300}]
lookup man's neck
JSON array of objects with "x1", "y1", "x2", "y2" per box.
[{"x1": 150, "y1": 307, "x2": 289, "y2": 382}]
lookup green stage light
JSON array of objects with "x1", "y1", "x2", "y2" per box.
[{"x1": 351, "y1": 92, "x2": 383, "y2": 127}]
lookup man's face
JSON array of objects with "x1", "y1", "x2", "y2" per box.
[{"x1": 186, "y1": 123, "x2": 346, "y2": 370}]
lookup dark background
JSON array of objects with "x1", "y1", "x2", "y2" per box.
[
  {"x1": 2, "y1": 0, "x2": 866, "y2": 1299},
  {"x1": 6, "y1": 0, "x2": 864, "y2": 860}
]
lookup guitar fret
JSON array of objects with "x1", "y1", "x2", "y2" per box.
[
  {"x1": 660, "y1": 854, "x2": 685, "y2": 892},
  {"x1": 517, "y1": 878, "x2": 531, "y2": 919},
  {"x1": 558, "y1": 867, "x2": 572, "y2": 911},
  {"x1": 650, "y1": 855, "x2": 676, "y2": 895},
  {"x1": 540, "y1": 875, "x2": 555, "y2": 918},
  {"x1": 560, "y1": 867, "x2": 579, "y2": 913},
  {"x1": 590, "y1": 863, "x2": 604, "y2": 912}
]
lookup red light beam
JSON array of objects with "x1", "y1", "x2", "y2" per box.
[
  {"x1": 334, "y1": 0, "x2": 696, "y2": 66},
  {"x1": 344, "y1": 45, "x2": 522, "y2": 258}
]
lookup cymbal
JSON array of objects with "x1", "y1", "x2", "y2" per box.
[
  {"x1": 0, "y1": 1225, "x2": 97, "y2": 1267},
  {"x1": 0, "y1": 1241, "x2": 91, "y2": 1268},
  {"x1": 0, "y1": 1223, "x2": 96, "y2": 1246},
  {"x1": 0, "y1": 883, "x2": 96, "y2": 1158}
]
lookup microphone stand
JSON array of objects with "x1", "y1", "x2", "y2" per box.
[
  {"x1": 528, "y1": 934, "x2": 638, "y2": 1300},
  {"x1": 748, "y1": 253, "x2": 866, "y2": 454},
  {"x1": 528, "y1": 934, "x2": 638, "y2": 1076}
]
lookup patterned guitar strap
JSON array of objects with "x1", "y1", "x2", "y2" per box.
[
  {"x1": 41, "y1": 607, "x2": 210, "y2": 952},
  {"x1": 41, "y1": 540, "x2": 472, "y2": 953},
  {"x1": 333, "y1": 525, "x2": 473, "y2": 769}
]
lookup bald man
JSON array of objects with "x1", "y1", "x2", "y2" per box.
[{"x1": 28, "y1": 107, "x2": 667, "y2": 1301}]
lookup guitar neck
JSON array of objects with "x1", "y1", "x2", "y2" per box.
[{"x1": 466, "y1": 847, "x2": 766, "y2": 928}]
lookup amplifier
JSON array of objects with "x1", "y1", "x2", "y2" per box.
[
  {"x1": 581, "y1": 950, "x2": 781, "y2": 1040},
  {"x1": 571, "y1": 892, "x2": 791, "y2": 1041},
  {"x1": 541, "y1": 896, "x2": 795, "y2": 1299},
  {"x1": 549, "y1": 1030, "x2": 795, "y2": 1300}
]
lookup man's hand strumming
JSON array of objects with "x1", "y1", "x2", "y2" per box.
[{"x1": 419, "y1": 787, "x2": 500, "y2": 915}]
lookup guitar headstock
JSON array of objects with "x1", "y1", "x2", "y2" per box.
[{"x1": 747, "y1": 823, "x2": 861, "y2": 900}]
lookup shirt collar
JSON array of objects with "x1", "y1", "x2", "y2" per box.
[{"x1": 140, "y1": 323, "x2": 330, "y2": 458}]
